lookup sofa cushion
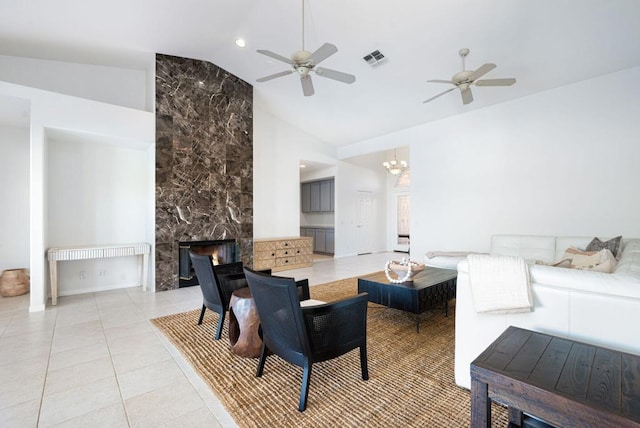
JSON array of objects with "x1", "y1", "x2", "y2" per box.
[
  {"x1": 561, "y1": 247, "x2": 617, "y2": 273},
  {"x1": 491, "y1": 235, "x2": 556, "y2": 263},
  {"x1": 586, "y1": 236, "x2": 622, "y2": 259},
  {"x1": 614, "y1": 239, "x2": 640, "y2": 278},
  {"x1": 554, "y1": 237, "x2": 594, "y2": 260}
]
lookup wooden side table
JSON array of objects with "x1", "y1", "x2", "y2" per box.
[
  {"x1": 228, "y1": 287, "x2": 263, "y2": 358},
  {"x1": 471, "y1": 326, "x2": 640, "y2": 427}
]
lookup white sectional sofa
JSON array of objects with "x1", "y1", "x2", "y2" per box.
[{"x1": 449, "y1": 235, "x2": 640, "y2": 390}]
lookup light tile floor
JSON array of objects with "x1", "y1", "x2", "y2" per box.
[{"x1": 0, "y1": 251, "x2": 398, "y2": 427}]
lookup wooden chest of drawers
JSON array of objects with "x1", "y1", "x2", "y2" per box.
[{"x1": 253, "y1": 237, "x2": 313, "y2": 272}]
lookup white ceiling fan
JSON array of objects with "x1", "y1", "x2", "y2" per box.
[
  {"x1": 255, "y1": 0, "x2": 356, "y2": 97},
  {"x1": 423, "y1": 48, "x2": 516, "y2": 105}
]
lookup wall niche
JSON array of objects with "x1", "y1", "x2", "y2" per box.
[{"x1": 155, "y1": 54, "x2": 253, "y2": 291}]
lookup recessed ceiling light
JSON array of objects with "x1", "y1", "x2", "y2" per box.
[
  {"x1": 300, "y1": 164, "x2": 306, "y2": 168},
  {"x1": 235, "y1": 38, "x2": 247, "y2": 48}
]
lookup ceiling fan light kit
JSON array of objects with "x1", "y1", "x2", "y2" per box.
[
  {"x1": 423, "y1": 48, "x2": 516, "y2": 105},
  {"x1": 255, "y1": 0, "x2": 356, "y2": 96}
]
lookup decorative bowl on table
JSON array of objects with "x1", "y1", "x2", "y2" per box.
[{"x1": 384, "y1": 258, "x2": 425, "y2": 283}]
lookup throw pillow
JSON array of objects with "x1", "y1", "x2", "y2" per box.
[
  {"x1": 586, "y1": 236, "x2": 622, "y2": 259},
  {"x1": 535, "y1": 258, "x2": 572, "y2": 268},
  {"x1": 561, "y1": 247, "x2": 617, "y2": 273}
]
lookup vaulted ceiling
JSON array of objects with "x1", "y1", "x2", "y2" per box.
[{"x1": 1, "y1": 0, "x2": 639, "y2": 146}]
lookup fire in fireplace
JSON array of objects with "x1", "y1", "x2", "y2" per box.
[{"x1": 178, "y1": 239, "x2": 239, "y2": 288}]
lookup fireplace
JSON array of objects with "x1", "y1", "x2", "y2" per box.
[{"x1": 178, "y1": 239, "x2": 239, "y2": 288}]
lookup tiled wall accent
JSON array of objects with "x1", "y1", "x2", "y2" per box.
[{"x1": 155, "y1": 54, "x2": 253, "y2": 291}]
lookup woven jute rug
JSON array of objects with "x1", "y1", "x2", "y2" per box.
[{"x1": 152, "y1": 277, "x2": 508, "y2": 427}]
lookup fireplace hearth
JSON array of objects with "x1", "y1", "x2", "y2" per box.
[{"x1": 178, "y1": 239, "x2": 239, "y2": 288}]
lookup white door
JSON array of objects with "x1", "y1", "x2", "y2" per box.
[
  {"x1": 392, "y1": 192, "x2": 410, "y2": 252},
  {"x1": 356, "y1": 191, "x2": 374, "y2": 255}
]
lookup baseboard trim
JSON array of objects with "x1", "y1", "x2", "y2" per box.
[{"x1": 58, "y1": 282, "x2": 139, "y2": 297}]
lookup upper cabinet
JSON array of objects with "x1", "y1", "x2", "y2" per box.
[{"x1": 301, "y1": 178, "x2": 334, "y2": 213}]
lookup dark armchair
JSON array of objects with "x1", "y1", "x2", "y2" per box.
[
  {"x1": 243, "y1": 268, "x2": 369, "y2": 411},
  {"x1": 189, "y1": 253, "x2": 308, "y2": 340},
  {"x1": 189, "y1": 254, "x2": 250, "y2": 340}
]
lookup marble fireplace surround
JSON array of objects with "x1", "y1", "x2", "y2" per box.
[
  {"x1": 178, "y1": 239, "x2": 239, "y2": 288},
  {"x1": 155, "y1": 54, "x2": 253, "y2": 291}
]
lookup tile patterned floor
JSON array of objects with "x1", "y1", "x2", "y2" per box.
[{"x1": 0, "y1": 251, "x2": 397, "y2": 427}]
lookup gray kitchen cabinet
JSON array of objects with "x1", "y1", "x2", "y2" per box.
[
  {"x1": 320, "y1": 180, "x2": 332, "y2": 212},
  {"x1": 301, "y1": 178, "x2": 334, "y2": 213},
  {"x1": 301, "y1": 184, "x2": 311, "y2": 213},
  {"x1": 325, "y1": 229, "x2": 335, "y2": 254},
  {"x1": 299, "y1": 227, "x2": 334, "y2": 255},
  {"x1": 314, "y1": 229, "x2": 326, "y2": 253},
  {"x1": 309, "y1": 182, "x2": 321, "y2": 212},
  {"x1": 329, "y1": 179, "x2": 334, "y2": 212}
]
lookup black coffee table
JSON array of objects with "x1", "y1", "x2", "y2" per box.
[{"x1": 357, "y1": 267, "x2": 457, "y2": 332}]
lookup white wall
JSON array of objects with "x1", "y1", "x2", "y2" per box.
[
  {"x1": 0, "y1": 125, "x2": 30, "y2": 274},
  {"x1": 340, "y1": 67, "x2": 640, "y2": 261},
  {"x1": 253, "y1": 96, "x2": 336, "y2": 239},
  {"x1": 334, "y1": 163, "x2": 387, "y2": 257},
  {"x1": 253, "y1": 94, "x2": 387, "y2": 257},
  {"x1": 0, "y1": 80, "x2": 155, "y2": 311},
  {"x1": 0, "y1": 55, "x2": 150, "y2": 111},
  {"x1": 47, "y1": 136, "x2": 150, "y2": 296}
]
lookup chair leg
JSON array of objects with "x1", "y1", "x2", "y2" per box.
[
  {"x1": 256, "y1": 341, "x2": 268, "y2": 378},
  {"x1": 298, "y1": 361, "x2": 312, "y2": 412},
  {"x1": 214, "y1": 310, "x2": 225, "y2": 340},
  {"x1": 360, "y1": 345, "x2": 369, "y2": 380},
  {"x1": 197, "y1": 304, "x2": 206, "y2": 325}
]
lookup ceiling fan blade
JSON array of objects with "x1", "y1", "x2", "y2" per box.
[
  {"x1": 427, "y1": 79, "x2": 456, "y2": 85},
  {"x1": 422, "y1": 87, "x2": 456, "y2": 103},
  {"x1": 256, "y1": 70, "x2": 294, "y2": 82},
  {"x1": 301, "y1": 75, "x2": 314, "y2": 96},
  {"x1": 475, "y1": 78, "x2": 516, "y2": 86},
  {"x1": 308, "y1": 43, "x2": 338, "y2": 65},
  {"x1": 469, "y1": 63, "x2": 496, "y2": 81},
  {"x1": 461, "y1": 87, "x2": 474, "y2": 105},
  {"x1": 256, "y1": 49, "x2": 294, "y2": 65},
  {"x1": 314, "y1": 67, "x2": 355, "y2": 84}
]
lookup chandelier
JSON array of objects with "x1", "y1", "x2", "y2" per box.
[{"x1": 382, "y1": 149, "x2": 408, "y2": 175}]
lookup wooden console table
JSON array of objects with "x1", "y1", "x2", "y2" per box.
[
  {"x1": 471, "y1": 326, "x2": 640, "y2": 427},
  {"x1": 253, "y1": 237, "x2": 313, "y2": 272},
  {"x1": 47, "y1": 243, "x2": 151, "y2": 305}
]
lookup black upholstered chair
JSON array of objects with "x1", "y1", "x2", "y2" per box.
[
  {"x1": 243, "y1": 268, "x2": 369, "y2": 411},
  {"x1": 189, "y1": 254, "x2": 245, "y2": 339},
  {"x1": 189, "y1": 253, "x2": 307, "y2": 340}
]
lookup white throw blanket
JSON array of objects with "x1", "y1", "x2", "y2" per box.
[{"x1": 468, "y1": 254, "x2": 533, "y2": 314}]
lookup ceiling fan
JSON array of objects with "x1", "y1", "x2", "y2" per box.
[
  {"x1": 423, "y1": 48, "x2": 516, "y2": 105},
  {"x1": 255, "y1": 0, "x2": 355, "y2": 96}
]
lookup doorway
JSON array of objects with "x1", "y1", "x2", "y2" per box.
[
  {"x1": 356, "y1": 191, "x2": 374, "y2": 255},
  {"x1": 392, "y1": 192, "x2": 410, "y2": 253}
]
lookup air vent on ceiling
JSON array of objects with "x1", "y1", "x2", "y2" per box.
[{"x1": 363, "y1": 50, "x2": 387, "y2": 67}]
